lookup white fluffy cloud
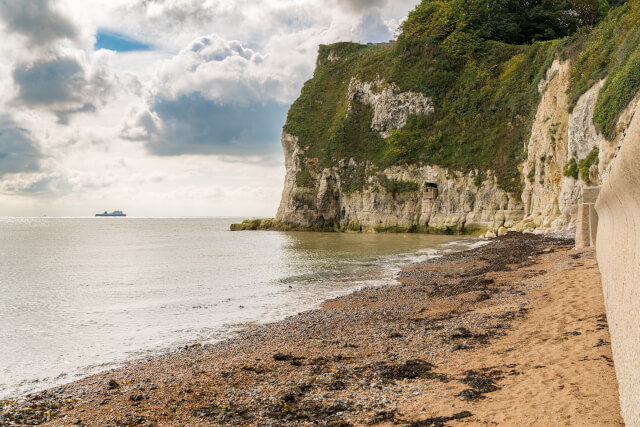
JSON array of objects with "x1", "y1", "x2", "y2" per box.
[
  {"x1": 154, "y1": 35, "x2": 280, "y2": 103},
  {"x1": 0, "y1": 0, "x2": 420, "y2": 216}
]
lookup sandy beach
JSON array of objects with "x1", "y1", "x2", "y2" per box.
[{"x1": 0, "y1": 233, "x2": 623, "y2": 426}]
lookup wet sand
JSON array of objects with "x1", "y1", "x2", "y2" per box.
[{"x1": 0, "y1": 233, "x2": 623, "y2": 426}]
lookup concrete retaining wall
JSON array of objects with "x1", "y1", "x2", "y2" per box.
[{"x1": 595, "y1": 106, "x2": 640, "y2": 426}]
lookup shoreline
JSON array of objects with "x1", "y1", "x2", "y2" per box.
[
  {"x1": 0, "y1": 222, "x2": 475, "y2": 402},
  {"x1": 0, "y1": 235, "x2": 480, "y2": 402},
  {"x1": 1, "y1": 233, "x2": 623, "y2": 426}
]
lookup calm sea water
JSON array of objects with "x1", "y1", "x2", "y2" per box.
[{"x1": 0, "y1": 217, "x2": 479, "y2": 398}]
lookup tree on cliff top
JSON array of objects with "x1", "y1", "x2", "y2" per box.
[{"x1": 401, "y1": 0, "x2": 626, "y2": 47}]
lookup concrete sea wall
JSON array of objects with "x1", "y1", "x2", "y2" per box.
[{"x1": 595, "y1": 104, "x2": 640, "y2": 426}]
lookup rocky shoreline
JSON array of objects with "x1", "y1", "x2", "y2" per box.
[{"x1": 0, "y1": 233, "x2": 622, "y2": 426}]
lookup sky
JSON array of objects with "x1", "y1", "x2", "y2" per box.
[{"x1": 0, "y1": 0, "x2": 420, "y2": 217}]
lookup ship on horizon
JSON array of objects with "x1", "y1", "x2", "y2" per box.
[{"x1": 95, "y1": 210, "x2": 126, "y2": 217}]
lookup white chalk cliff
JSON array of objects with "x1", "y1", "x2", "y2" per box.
[
  {"x1": 276, "y1": 77, "x2": 524, "y2": 233},
  {"x1": 275, "y1": 61, "x2": 638, "y2": 234}
]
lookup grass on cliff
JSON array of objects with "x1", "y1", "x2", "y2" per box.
[
  {"x1": 284, "y1": 0, "x2": 638, "y2": 196},
  {"x1": 284, "y1": 37, "x2": 564, "y2": 196},
  {"x1": 579, "y1": 146, "x2": 601, "y2": 182}
]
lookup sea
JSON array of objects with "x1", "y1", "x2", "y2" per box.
[{"x1": 0, "y1": 217, "x2": 481, "y2": 399}]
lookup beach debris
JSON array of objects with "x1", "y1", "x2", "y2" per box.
[
  {"x1": 380, "y1": 359, "x2": 435, "y2": 380},
  {"x1": 456, "y1": 369, "x2": 503, "y2": 401},
  {"x1": 272, "y1": 353, "x2": 305, "y2": 365},
  {"x1": 407, "y1": 410, "x2": 473, "y2": 426}
]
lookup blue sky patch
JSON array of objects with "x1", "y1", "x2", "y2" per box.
[{"x1": 95, "y1": 30, "x2": 152, "y2": 52}]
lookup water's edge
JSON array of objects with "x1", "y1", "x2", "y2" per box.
[{"x1": 0, "y1": 218, "x2": 484, "y2": 399}]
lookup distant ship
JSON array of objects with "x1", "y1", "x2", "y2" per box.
[{"x1": 95, "y1": 210, "x2": 126, "y2": 217}]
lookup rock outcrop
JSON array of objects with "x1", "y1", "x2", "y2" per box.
[
  {"x1": 346, "y1": 78, "x2": 434, "y2": 138},
  {"x1": 519, "y1": 59, "x2": 573, "y2": 231},
  {"x1": 274, "y1": 77, "x2": 525, "y2": 234}
]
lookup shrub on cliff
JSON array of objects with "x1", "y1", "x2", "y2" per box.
[
  {"x1": 564, "y1": 158, "x2": 580, "y2": 180},
  {"x1": 579, "y1": 147, "x2": 600, "y2": 182}
]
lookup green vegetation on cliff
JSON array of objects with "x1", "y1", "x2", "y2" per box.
[
  {"x1": 579, "y1": 146, "x2": 601, "y2": 182},
  {"x1": 563, "y1": 146, "x2": 601, "y2": 182},
  {"x1": 284, "y1": 0, "x2": 637, "y2": 196},
  {"x1": 568, "y1": 0, "x2": 640, "y2": 136},
  {"x1": 564, "y1": 157, "x2": 580, "y2": 180},
  {"x1": 400, "y1": 0, "x2": 616, "y2": 46}
]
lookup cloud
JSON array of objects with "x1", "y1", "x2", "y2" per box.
[
  {"x1": 123, "y1": 93, "x2": 288, "y2": 159},
  {"x1": 355, "y1": 12, "x2": 393, "y2": 43},
  {"x1": 12, "y1": 51, "x2": 115, "y2": 124},
  {"x1": 0, "y1": 0, "x2": 78, "y2": 46},
  {"x1": 120, "y1": 108, "x2": 160, "y2": 142},
  {"x1": 17, "y1": 175, "x2": 69, "y2": 195},
  {"x1": 154, "y1": 34, "x2": 283, "y2": 102},
  {"x1": 122, "y1": 35, "x2": 290, "y2": 159},
  {"x1": 13, "y1": 57, "x2": 86, "y2": 105},
  {"x1": 0, "y1": 116, "x2": 41, "y2": 177},
  {"x1": 0, "y1": 173, "x2": 73, "y2": 196},
  {"x1": 336, "y1": 0, "x2": 389, "y2": 13}
]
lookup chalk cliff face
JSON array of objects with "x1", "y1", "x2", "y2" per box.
[
  {"x1": 517, "y1": 59, "x2": 640, "y2": 233},
  {"x1": 518, "y1": 59, "x2": 573, "y2": 231},
  {"x1": 519, "y1": 60, "x2": 601, "y2": 232},
  {"x1": 276, "y1": 77, "x2": 524, "y2": 233},
  {"x1": 346, "y1": 78, "x2": 434, "y2": 138}
]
